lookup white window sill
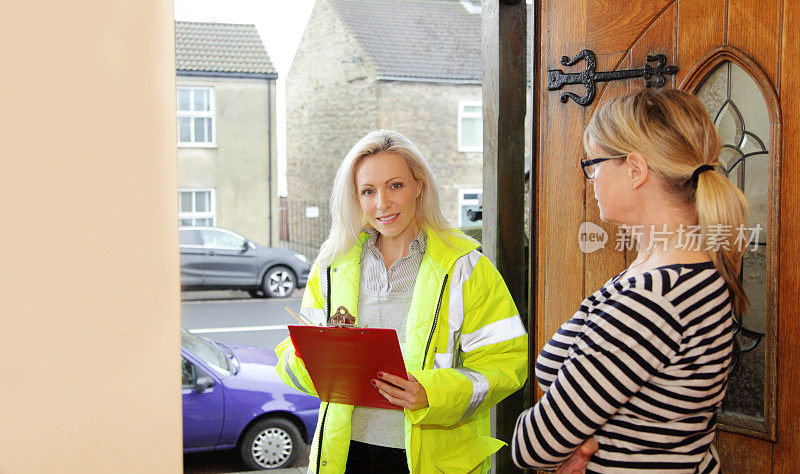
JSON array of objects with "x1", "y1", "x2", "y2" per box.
[{"x1": 178, "y1": 143, "x2": 218, "y2": 149}]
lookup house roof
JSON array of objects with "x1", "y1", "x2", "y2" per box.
[
  {"x1": 175, "y1": 21, "x2": 278, "y2": 78},
  {"x1": 329, "y1": 0, "x2": 482, "y2": 82}
]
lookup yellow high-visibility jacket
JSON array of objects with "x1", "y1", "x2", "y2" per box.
[{"x1": 275, "y1": 227, "x2": 528, "y2": 473}]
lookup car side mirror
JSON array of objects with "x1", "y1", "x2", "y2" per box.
[{"x1": 195, "y1": 376, "x2": 215, "y2": 393}]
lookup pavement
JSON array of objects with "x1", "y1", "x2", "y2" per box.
[{"x1": 181, "y1": 289, "x2": 304, "y2": 301}]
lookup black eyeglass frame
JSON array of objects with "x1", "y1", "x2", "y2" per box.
[{"x1": 580, "y1": 154, "x2": 628, "y2": 179}]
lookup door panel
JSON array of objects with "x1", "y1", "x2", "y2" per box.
[
  {"x1": 585, "y1": 1, "x2": 671, "y2": 53},
  {"x1": 204, "y1": 247, "x2": 259, "y2": 287},
  {"x1": 728, "y1": 0, "x2": 781, "y2": 85},
  {"x1": 200, "y1": 229, "x2": 259, "y2": 287},
  {"x1": 534, "y1": 0, "x2": 797, "y2": 470},
  {"x1": 676, "y1": 0, "x2": 725, "y2": 78},
  {"x1": 182, "y1": 359, "x2": 224, "y2": 450}
]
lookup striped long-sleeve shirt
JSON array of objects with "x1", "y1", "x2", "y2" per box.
[{"x1": 512, "y1": 262, "x2": 733, "y2": 473}]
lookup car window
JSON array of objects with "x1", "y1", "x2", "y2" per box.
[
  {"x1": 181, "y1": 329, "x2": 231, "y2": 377},
  {"x1": 181, "y1": 357, "x2": 196, "y2": 387},
  {"x1": 200, "y1": 229, "x2": 244, "y2": 249},
  {"x1": 179, "y1": 229, "x2": 202, "y2": 246}
]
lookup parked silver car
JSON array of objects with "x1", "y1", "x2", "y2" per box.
[{"x1": 179, "y1": 227, "x2": 310, "y2": 298}]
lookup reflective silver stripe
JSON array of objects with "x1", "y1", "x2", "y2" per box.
[
  {"x1": 300, "y1": 306, "x2": 326, "y2": 325},
  {"x1": 440, "y1": 250, "x2": 483, "y2": 368},
  {"x1": 461, "y1": 314, "x2": 526, "y2": 353},
  {"x1": 282, "y1": 353, "x2": 310, "y2": 394},
  {"x1": 454, "y1": 367, "x2": 489, "y2": 421},
  {"x1": 434, "y1": 352, "x2": 453, "y2": 369}
]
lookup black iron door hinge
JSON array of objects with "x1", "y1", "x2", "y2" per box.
[{"x1": 547, "y1": 49, "x2": 678, "y2": 106}]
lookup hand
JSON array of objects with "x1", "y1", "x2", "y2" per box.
[
  {"x1": 555, "y1": 438, "x2": 598, "y2": 474},
  {"x1": 372, "y1": 372, "x2": 429, "y2": 411}
]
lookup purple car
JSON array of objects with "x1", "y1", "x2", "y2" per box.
[{"x1": 181, "y1": 328, "x2": 319, "y2": 469}]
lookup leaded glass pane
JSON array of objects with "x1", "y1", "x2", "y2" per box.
[{"x1": 695, "y1": 60, "x2": 770, "y2": 421}]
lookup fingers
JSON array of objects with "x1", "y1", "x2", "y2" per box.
[
  {"x1": 377, "y1": 387, "x2": 408, "y2": 407},
  {"x1": 373, "y1": 371, "x2": 427, "y2": 410},
  {"x1": 377, "y1": 371, "x2": 411, "y2": 389},
  {"x1": 372, "y1": 377, "x2": 408, "y2": 400},
  {"x1": 579, "y1": 438, "x2": 599, "y2": 456},
  {"x1": 555, "y1": 439, "x2": 598, "y2": 474}
]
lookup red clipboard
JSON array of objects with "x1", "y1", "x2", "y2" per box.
[{"x1": 288, "y1": 325, "x2": 408, "y2": 410}]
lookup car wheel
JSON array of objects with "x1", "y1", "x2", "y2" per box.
[
  {"x1": 262, "y1": 266, "x2": 296, "y2": 298},
  {"x1": 239, "y1": 417, "x2": 301, "y2": 470}
]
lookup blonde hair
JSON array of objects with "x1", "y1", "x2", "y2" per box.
[
  {"x1": 583, "y1": 89, "x2": 750, "y2": 315},
  {"x1": 315, "y1": 130, "x2": 467, "y2": 269}
]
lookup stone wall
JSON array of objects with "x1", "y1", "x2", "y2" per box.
[
  {"x1": 286, "y1": 0, "x2": 380, "y2": 205},
  {"x1": 285, "y1": 0, "x2": 382, "y2": 255},
  {"x1": 376, "y1": 80, "x2": 483, "y2": 226}
]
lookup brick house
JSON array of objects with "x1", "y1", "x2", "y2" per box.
[
  {"x1": 176, "y1": 21, "x2": 279, "y2": 246},
  {"x1": 286, "y1": 0, "x2": 487, "y2": 238}
]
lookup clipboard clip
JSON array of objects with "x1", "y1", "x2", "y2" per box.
[{"x1": 330, "y1": 306, "x2": 357, "y2": 328}]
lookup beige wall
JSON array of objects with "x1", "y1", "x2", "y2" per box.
[
  {"x1": 0, "y1": 1, "x2": 181, "y2": 473},
  {"x1": 178, "y1": 76, "x2": 278, "y2": 246}
]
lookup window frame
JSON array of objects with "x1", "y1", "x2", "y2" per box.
[
  {"x1": 458, "y1": 100, "x2": 483, "y2": 152},
  {"x1": 458, "y1": 188, "x2": 483, "y2": 227},
  {"x1": 177, "y1": 86, "x2": 216, "y2": 147},
  {"x1": 178, "y1": 188, "x2": 216, "y2": 227}
]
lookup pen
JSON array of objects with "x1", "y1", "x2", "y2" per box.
[{"x1": 285, "y1": 306, "x2": 313, "y2": 326}]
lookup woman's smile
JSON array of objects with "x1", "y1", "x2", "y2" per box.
[{"x1": 376, "y1": 213, "x2": 400, "y2": 224}]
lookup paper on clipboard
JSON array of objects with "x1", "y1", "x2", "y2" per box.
[{"x1": 288, "y1": 325, "x2": 408, "y2": 410}]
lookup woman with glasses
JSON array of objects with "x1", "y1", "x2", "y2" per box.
[
  {"x1": 275, "y1": 130, "x2": 528, "y2": 473},
  {"x1": 513, "y1": 89, "x2": 748, "y2": 473}
]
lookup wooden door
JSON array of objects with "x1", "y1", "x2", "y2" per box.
[{"x1": 531, "y1": 0, "x2": 799, "y2": 470}]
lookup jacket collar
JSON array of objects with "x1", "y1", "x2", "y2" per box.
[{"x1": 332, "y1": 225, "x2": 479, "y2": 273}]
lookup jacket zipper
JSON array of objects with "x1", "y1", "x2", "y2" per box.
[
  {"x1": 325, "y1": 266, "x2": 332, "y2": 324},
  {"x1": 315, "y1": 401, "x2": 330, "y2": 473},
  {"x1": 421, "y1": 274, "x2": 448, "y2": 370},
  {"x1": 317, "y1": 266, "x2": 332, "y2": 473}
]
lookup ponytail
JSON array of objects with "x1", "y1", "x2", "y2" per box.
[{"x1": 695, "y1": 170, "x2": 750, "y2": 315}]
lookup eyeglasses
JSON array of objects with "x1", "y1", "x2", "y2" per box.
[{"x1": 580, "y1": 154, "x2": 628, "y2": 179}]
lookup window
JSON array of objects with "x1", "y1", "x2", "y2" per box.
[
  {"x1": 458, "y1": 101, "x2": 482, "y2": 152},
  {"x1": 181, "y1": 358, "x2": 197, "y2": 387},
  {"x1": 177, "y1": 87, "x2": 215, "y2": 145},
  {"x1": 200, "y1": 229, "x2": 245, "y2": 249},
  {"x1": 181, "y1": 329, "x2": 231, "y2": 377},
  {"x1": 178, "y1": 229, "x2": 202, "y2": 246},
  {"x1": 179, "y1": 188, "x2": 215, "y2": 226},
  {"x1": 695, "y1": 58, "x2": 775, "y2": 436},
  {"x1": 458, "y1": 189, "x2": 482, "y2": 226}
]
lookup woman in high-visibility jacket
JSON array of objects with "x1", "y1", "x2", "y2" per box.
[{"x1": 275, "y1": 130, "x2": 527, "y2": 473}]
